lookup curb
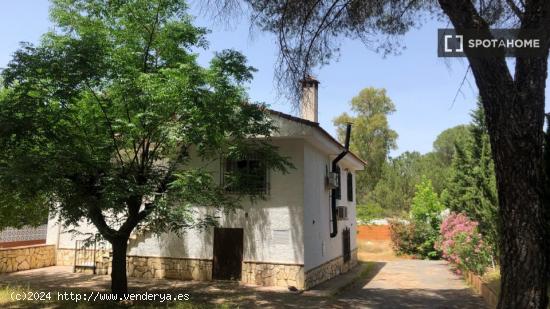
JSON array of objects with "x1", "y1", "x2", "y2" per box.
[{"x1": 463, "y1": 270, "x2": 498, "y2": 309}]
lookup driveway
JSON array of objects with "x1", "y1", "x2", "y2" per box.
[
  {"x1": 0, "y1": 260, "x2": 486, "y2": 308},
  {"x1": 334, "y1": 260, "x2": 487, "y2": 308}
]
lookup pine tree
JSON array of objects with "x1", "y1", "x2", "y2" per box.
[
  {"x1": 444, "y1": 138, "x2": 476, "y2": 212},
  {"x1": 444, "y1": 101, "x2": 499, "y2": 258}
]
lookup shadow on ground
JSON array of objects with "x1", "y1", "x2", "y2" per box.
[
  {"x1": 0, "y1": 266, "x2": 336, "y2": 308},
  {"x1": 334, "y1": 288, "x2": 485, "y2": 309},
  {"x1": 0, "y1": 261, "x2": 486, "y2": 309}
]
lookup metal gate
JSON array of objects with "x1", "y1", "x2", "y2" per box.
[
  {"x1": 343, "y1": 227, "x2": 351, "y2": 262},
  {"x1": 73, "y1": 239, "x2": 98, "y2": 274}
]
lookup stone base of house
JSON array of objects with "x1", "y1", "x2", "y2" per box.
[
  {"x1": 304, "y1": 248, "x2": 358, "y2": 290},
  {"x1": 241, "y1": 261, "x2": 304, "y2": 289},
  {"x1": 54, "y1": 248, "x2": 357, "y2": 290},
  {"x1": 126, "y1": 256, "x2": 212, "y2": 281}
]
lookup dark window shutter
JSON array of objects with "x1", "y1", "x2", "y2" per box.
[
  {"x1": 335, "y1": 166, "x2": 341, "y2": 199},
  {"x1": 347, "y1": 172, "x2": 353, "y2": 202}
]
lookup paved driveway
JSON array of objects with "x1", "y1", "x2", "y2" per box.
[
  {"x1": 0, "y1": 260, "x2": 486, "y2": 308},
  {"x1": 334, "y1": 260, "x2": 486, "y2": 308}
]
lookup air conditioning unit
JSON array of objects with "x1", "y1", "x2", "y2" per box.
[
  {"x1": 336, "y1": 206, "x2": 348, "y2": 220},
  {"x1": 327, "y1": 172, "x2": 339, "y2": 188}
]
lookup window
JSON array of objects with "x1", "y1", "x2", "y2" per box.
[
  {"x1": 347, "y1": 172, "x2": 353, "y2": 202},
  {"x1": 342, "y1": 227, "x2": 351, "y2": 262},
  {"x1": 336, "y1": 206, "x2": 348, "y2": 220},
  {"x1": 223, "y1": 155, "x2": 268, "y2": 194}
]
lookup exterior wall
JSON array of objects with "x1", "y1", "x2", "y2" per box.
[
  {"x1": 0, "y1": 244, "x2": 55, "y2": 273},
  {"x1": 44, "y1": 115, "x2": 361, "y2": 289},
  {"x1": 0, "y1": 225, "x2": 47, "y2": 244},
  {"x1": 56, "y1": 248, "x2": 76, "y2": 266},
  {"x1": 127, "y1": 256, "x2": 212, "y2": 281},
  {"x1": 46, "y1": 138, "x2": 306, "y2": 287},
  {"x1": 304, "y1": 248, "x2": 358, "y2": 289},
  {"x1": 241, "y1": 261, "x2": 304, "y2": 288},
  {"x1": 125, "y1": 139, "x2": 305, "y2": 265},
  {"x1": 302, "y1": 142, "x2": 358, "y2": 273}
]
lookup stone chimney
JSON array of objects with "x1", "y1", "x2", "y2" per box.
[{"x1": 300, "y1": 75, "x2": 319, "y2": 122}]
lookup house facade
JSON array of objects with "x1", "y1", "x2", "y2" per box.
[{"x1": 46, "y1": 77, "x2": 365, "y2": 290}]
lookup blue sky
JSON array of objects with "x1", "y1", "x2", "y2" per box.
[{"x1": 1, "y1": 1, "x2": 547, "y2": 156}]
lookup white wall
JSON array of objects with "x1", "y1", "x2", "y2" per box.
[
  {"x1": 47, "y1": 138, "x2": 305, "y2": 265},
  {"x1": 302, "y1": 142, "x2": 357, "y2": 271}
]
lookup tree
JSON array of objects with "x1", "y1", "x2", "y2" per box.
[
  {"x1": 433, "y1": 125, "x2": 471, "y2": 167},
  {"x1": 207, "y1": 1, "x2": 550, "y2": 306},
  {"x1": 0, "y1": 0, "x2": 291, "y2": 295},
  {"x1": 333, "y1": 87, "x2": 397, "y2": 203},
  {"x1": 444, "y1": 102, "x2": 499, "y2": 259},
  {"x1": 410, "y1": 177, "x2": 444, "y2": 226},
  {"x1": 367, "y1": 151, "x2": 424, "y2": 217}
]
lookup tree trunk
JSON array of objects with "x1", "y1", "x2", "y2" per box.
[
  {"x1": 470, "y1": 59, "x2": 548, "y2": 308},
  {"x1": 488, "y1": 83, "x2": 549, "y2": 309},
  {"x1": 435, "y1": 1, "x2": 550, "y2": 307},
  {"x1": 110, "y1": 238, "x2": 129, "y2": 297}
]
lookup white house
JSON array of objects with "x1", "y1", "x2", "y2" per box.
[{"x1": 46, "y1": 77, "x2": 365, "y2": 290}]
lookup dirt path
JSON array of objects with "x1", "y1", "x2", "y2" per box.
[{"x1": 334, "y1": 259, "x2": 487, "y2": 308}]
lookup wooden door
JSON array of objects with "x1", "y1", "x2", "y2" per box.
[{"x1": 212, "y1": 227, "x2": 243, "y2": 280}]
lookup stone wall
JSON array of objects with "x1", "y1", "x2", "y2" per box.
[
  {"x1": 58, "y1": 249, "x2": 212, "y2": 280},
  {"x1": 304, "y1": 248, "x2": 358, "y2": 289},
  {"x1": 241, "y1": 261, "x2": 304, "y2": 289},
  {"x1": 0, "y1": 244, "x2": 55, "y2": 273},
  {"x1": 56, "y1": 248, "x2": 75, "y2": 266},
  {"x1": 59, "y1": 247, "x2": 358, "y2": 290},
  {"x1": 126, "y1": 256, "x2": 212, "y2": 281}
]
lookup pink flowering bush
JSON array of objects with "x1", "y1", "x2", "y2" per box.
[{"x1": 436, "y1": 212, "x2": 492, "y2": 275}]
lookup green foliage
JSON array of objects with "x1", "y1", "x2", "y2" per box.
[
  {"x1": 388, "y1": 178, "x2": 443, "y2": 259},
  {"x1": 388, "y1": 220, "x2": 440, "y2": 260},
  {"x1": 451, "y1": 232, "x2": 493, "y2": 275},
  {"x1": 433, "y1": 125, "x2": 471, "y2": 166},
  {"x1": 363, "y1": 125, "x2": 469, "y2": 219},
  {"x1": 443, "y1": 101, "x2": 498, "y2": 258},
  {"x1": 333, "y1": 87, "x2": 397, "y2": 204},
  {"x1": 410, "y1": 178, "x2": 444, "y2": 227},
  {"x1": 0, "y1": 0, "x2": 292, "y2": 239},
  {"x1": 356, "y1": 203, "x2": 385, "y2": 224},
  {"x1": 366, "y1": 151, "x2": 424, "y2": 217}
]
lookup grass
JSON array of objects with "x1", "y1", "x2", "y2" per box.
[
  {"x1": 480, "y1": 268, "x2": 550, "y2": 302},
  {"x1": 481, "y1": 267, "x2": 501, "y2": 295},
  {"x1": 0, "y1": 285, "x2": 233, "y2": 309}
]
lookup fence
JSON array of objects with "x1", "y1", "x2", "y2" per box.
[{"x1": 0, "y1": 225, "x2": 47, "y2": 242}]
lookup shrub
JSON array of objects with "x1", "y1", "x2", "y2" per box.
[
  {"x1": 356, "y1": 203, "x2": 385, "y2": 224},
  {"x1": 388, "y1": 219, "x2": 441, "y2": 259},
  {"x1": 388, "y1": 178, "x2": 444, "y2": 259},
  {"x1": 388, "y1": 219, "x2": 416, "y2": 255},
  {"x1": 437, "y1": 212, "x2": 493, "y2": 275}
]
